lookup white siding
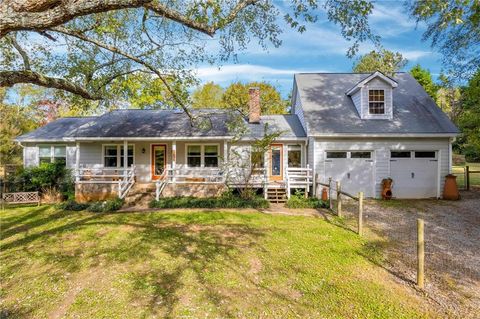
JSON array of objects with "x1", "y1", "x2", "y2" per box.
[
  {"x1": 313, "y1": 137, "x2": 451, "y2": 198},
  {"x1": 351, "y1": 90, "x2": 362, "y2": 115},
  {"x1": 361, "y1": 78, "x2": 393, "y2": 120}
]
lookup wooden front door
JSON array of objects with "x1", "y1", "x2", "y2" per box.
[
  {"x1": 269, "y1": 144, "x2": 283, "y2": 181},
  {"x1": 151, "y1": 144, "x2": 167, "y2": 180}
]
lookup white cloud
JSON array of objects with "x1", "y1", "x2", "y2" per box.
[
  {"x1": 195, "y1": 64, "x2": 320, "y2": 82},
  {"x1": 400, "y1": 50, "x2": 433, "y2": 61}
]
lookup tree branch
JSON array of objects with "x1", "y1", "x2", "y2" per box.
[
  {"x1": 50, "y1": 25, "x2": 194, "y2": 118},
  {"x1": 8, "y1": 35, "x2": 31, "y2": 70},
  {"x1": 0, "y1": 0, "x2": 152, "y2": 37},
  {"x1": 0, "y1": 70, "x2": 102, "y2": 100},
  {"x1": 1, "y1": 0, "x2": 259, "y2": 38}
]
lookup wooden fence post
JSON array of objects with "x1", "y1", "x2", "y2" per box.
[
  {"x1": 328, "y1": 177, "x2": 332, "y2": 210},
  {"x1": 336, "y1": 181, "x2": 342, "y2": 217},
  {"x1": 417, "y1": 218, "x2": 425, "y2": 289},
  {"x1": 358, "y1": 192, "x2": 364, "y2": 236},
  {"x1": 466, "y1": 165, "x2": 470, "y2": 191}
]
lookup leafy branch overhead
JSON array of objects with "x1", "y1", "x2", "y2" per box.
[{"x1": 0, "y1": 0, "x2": 378, "y2": 112}]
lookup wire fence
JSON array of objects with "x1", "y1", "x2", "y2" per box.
[{"x1": 316, "y1": 176, "x2": 480, "y2": 313}]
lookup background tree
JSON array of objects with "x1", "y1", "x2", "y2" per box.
[
  {"x1": 352, "y1": 49, "x2": 408, "y2": 75},
  {"x1": 222, "y1": 81, "x2": 288, "y2": 115},
  {"x1": 409, "y1": 64, "x2": 438, "y2": 99},
  {"x1": 407, "y1": 0, "x2": 480, "y2": 82},
  {"x1": 192, "y1": 82, "x2": 224, "y2": 109},
  {"x1": 456, "y1": 69, "x2": 480, "y2": 162},
  {"x1": 0, "y1": 0, "x2": 379, "y2": 117},
  {"x1": 436, "y1": 74, "x2": 463, "y2": 123}
]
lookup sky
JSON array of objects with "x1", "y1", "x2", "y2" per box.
[{"x1": 194, "y1": 0, "x2": 439, "y2": 98}]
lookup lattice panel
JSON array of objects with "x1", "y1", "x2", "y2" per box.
[{"x1": 2, "y1": 192, "x2": 39, "y2": 204}]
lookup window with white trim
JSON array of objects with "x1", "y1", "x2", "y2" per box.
[
  {"x1": 186, "y1": 144, "x2": 219, "y2": 168},
  {"x1": 39, "y1": 145, "x2": 66, "y2": 165},
  {"x1": 103, "y1": 145, "x2": 134, "y2": 168},
  {"x1": 368, "y1": 89, "x2": 385, "y2": 114}
]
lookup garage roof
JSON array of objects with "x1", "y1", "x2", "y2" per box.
[{"x1": 294, "y1": 72, "x2": 459, "y2": 135}]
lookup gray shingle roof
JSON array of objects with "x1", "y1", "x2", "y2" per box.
[
  {"x1": 294, "y1": 72, "x2": 459, "y2": 135},
  {"x1": 16, "y1": 109, "x2": 305, "y2": 141}
]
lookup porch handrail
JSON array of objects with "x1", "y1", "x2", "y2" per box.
[{"x1": 118, "y1": 165, "x2": 136, "y2": 199}]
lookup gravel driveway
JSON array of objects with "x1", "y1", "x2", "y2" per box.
[{"x1": 342, "y1": 190, "x2": 480, "y2": 318}]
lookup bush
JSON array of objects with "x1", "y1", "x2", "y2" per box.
[
  {"x1": 149, "y1": 193, "x2": 269, "y2": 209},
  {"x1": 286, "y1": 191, "x2": 328, "y2": 209},
  {"x1": 9, "y1": 162, "x2": 74, "y2": 199},
  {"x1": 57, "y1": 200, "x2": 90, "y2": 211},
  {"x1": 87, "y1": 198, "x2": 124, "y2": 213}
]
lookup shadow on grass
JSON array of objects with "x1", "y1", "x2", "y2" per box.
[{"x1": 1, "y1": 208, "x2": 288, "y2": 318}]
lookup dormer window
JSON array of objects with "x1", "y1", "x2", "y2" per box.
[{"x1": 368, "y1": 89, "x2": 385, "y2": 114}]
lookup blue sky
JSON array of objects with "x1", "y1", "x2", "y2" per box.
[{"x1": 195, "y1": 1, "x2": 440, "y2": 98}]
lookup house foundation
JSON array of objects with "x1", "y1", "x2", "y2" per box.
[{"x1": 75, "y1": 183, "x2": 118, "y2": 203}]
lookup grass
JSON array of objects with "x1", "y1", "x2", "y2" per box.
[
  {"x1": 0, "y1": 206, "x2": 435, "y2": 318},
  {"x1": 452, "y1": 162, "x2": 480, "y2": 188}
]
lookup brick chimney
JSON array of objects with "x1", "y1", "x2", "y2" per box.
[{"x1": 248, "y1": 87, "x2": 260, "y2": 124}]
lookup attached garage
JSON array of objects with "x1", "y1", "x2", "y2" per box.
[
  {"x1": 390, "y1": 150, "x2": 439, "y2": 198},
  {"x1": 325, "y1": 151, "x2": 375, "y2": 198}
]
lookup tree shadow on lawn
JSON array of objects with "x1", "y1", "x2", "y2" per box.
[{"x1": 2, "y1": 208, "x2": 306, "y2": 318}]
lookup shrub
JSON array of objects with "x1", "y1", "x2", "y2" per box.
[
  {"x1": 57, "y1": 200, "x2": 90, "y2": 211},
  {"x1": 286, "y1": 191, "x2": 328, "y2": 209},
  {"x1": 87, "y1": 198, "x2": 124, "y2": 213},
  {"x1": 9, "y1": 162, "x2": 74, "y2": 199},
  {"x1": 149, "y1": 193, "x2": 269, "y2": 209}
]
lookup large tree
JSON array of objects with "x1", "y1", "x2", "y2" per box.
[
  {"x1": 0, "y1": 0, "x2": 380, "y2": 117},
  {"x1": 222, "y1": 81, "x2": 288, "y2": 115},
  {"x1": 191, "y1": 82, "x2": 224, "y2": 109},
  {"x1": 409, "y1": 64, "x2": 437, "y2": 99},
  {"x1": 407, "y1": 0, "x2": 480, "y2": 81},
  {"x1": 353, "y1": 49, "x2": 407, "y2": 75}
]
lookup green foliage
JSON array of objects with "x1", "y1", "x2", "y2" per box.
[
  {"x1": 88, "y1": 198, "x2": 125, "y2": 213},
  {"x1": 456, "y1": 69, "x2": 480, "y2": 162},
  {"x1": 353, "y1": 50, "x2": 408, "y2": 75},
  {"x1": 149, "y1": 193, "x2": 269, "y2": 209},
  {"x1": 407, "y1": 0, "x2": 480, "y2": 81},
  {"x1": 56, "y1": 200, "x2": 90, "y2": 211},
  {"x1": 9, "y1": 162, "x2": 74, "y2": 198},
  {"x1": 409, "y1": 64, "x2": 438, "y2": 99},
  {"x1": 286, "y1": 190, "x2": 328, "y2": 209},
  {"x1": 222, "y1": 81, "x2": 288, "y2": 115},
  {"x1": 191, "y1": 82, "x2": 224, "y2": 109}
]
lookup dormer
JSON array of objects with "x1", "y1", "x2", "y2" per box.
[{"x1": 346, "y1": 71, "x2": 398, "y2": 120}]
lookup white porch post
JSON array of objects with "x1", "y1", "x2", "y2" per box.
[
  {"x1": 223, "y1": 141, "x2": 228, "y2": 183},
  {"x1": 123, "y1": 140, "x2": 128, "y2": 178},
  {"x1": 172, "y1": 141, "x2": 176, "y2": 182},
  {"x1": 75, "y1": 142, "x2": 80, "y2": 182}
]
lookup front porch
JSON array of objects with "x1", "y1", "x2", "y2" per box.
[{"x1": 73, "y1": 139, "x2": 312, "y2": 202}]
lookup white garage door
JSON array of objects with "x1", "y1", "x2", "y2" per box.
[
  {"x1": 390, "y1": 151, "x2": 438, "y2": 198},
  {"x1": 325, "y1": 151, "x2": 375, "y2": 198}
]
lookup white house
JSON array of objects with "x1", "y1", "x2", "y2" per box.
[{"x1": 16, "y1": 71, "x2": 458, "y2": 202}]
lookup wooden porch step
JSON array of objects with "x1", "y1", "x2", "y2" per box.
[{"x1": 266, "y1": 187, "x2": 287, "y2": 203}]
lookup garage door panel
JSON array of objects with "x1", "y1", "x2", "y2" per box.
[
  {"x1": 390, "y1": 152, "x2": 438, "y2": 198},
  {"x1": 325, "y1": 157, "x2": 374, "y2": 198}
]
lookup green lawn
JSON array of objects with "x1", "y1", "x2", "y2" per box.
[
  {"x1": 1, "y1": 206, "x2": 434, "y2": 318},
  {"x1": 452, "y1": 162, "x2": 480, "y2": 188}
]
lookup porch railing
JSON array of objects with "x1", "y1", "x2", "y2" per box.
[
  {"x1": 75, "y1": 166, "x2": 136, "y2": 199},
  {"x1": 286, "y1": 165, "x2": 312, "y2": 197},
  {"x1": 118, "y1": 166, "x2": 136, "y2": 199}
]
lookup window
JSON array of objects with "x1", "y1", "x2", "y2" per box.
[
  {"x1": 251, "y1": 150, "x2": 264, "y2": 169},
  {"x1": 186, "y1": 144, "x2": 219, "y2": 168},
  {"x1": 39, "y1": 145, "x2": 66, "y2": 165},
  {"x1": 391, "y1": 151, "x2": 411, "y2": 158},
  {"x1": 204, "y1": 145, "x2": 219, "y2": 167},
  {"x1": 103, "y1": 145, "x2": 134, "y2": 168},
  {"x1": 288, "y1": 145, "x2": 302, "y2": 167},
  {"x1": 326, "y1": 151, "x2": 347, "y2": 159},
  {"x1": 351, "y1": 151, "x2": 371, "y2": 159},
  {"x1": 415, "y1": 151, "x2": 436, "y2": 158},
  {"x1": 187, "y1": 145, "x2": 202, "y2": 167},
  {"x1": 369, "y1": 89, "x2": 385, "y2": 114}
]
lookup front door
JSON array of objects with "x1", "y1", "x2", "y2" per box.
[
  {"x1": 151, "y1": 144, "x2": 167, "y2": 180},
  {"x1": 269, "y1": 144, "x2": 283, "y2": 181}
]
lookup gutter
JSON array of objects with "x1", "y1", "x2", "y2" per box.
[{"x1": 310, "y1": 133, "x2": 459, "y2": 138}]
